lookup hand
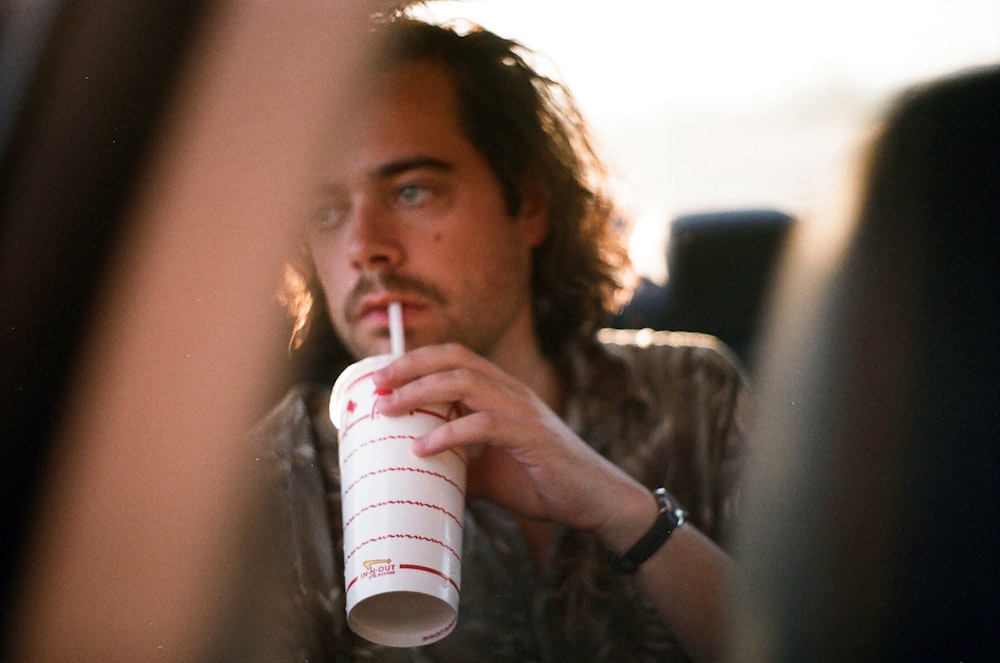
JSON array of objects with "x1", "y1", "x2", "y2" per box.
[
  {"x1": 371, "y1": 343, "x2": 654, "y2": 544},
  {"x1": 374, "y1": 343, "x2": 735, "y2": 663}
]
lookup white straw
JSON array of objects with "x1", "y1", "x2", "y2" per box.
[{"x1": 388, "y1": 301, "x2": 405, "y2": 356}]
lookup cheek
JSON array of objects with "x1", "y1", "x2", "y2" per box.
[{"x1": 317, "y1": 270, "x2": 342, "y2": 302}]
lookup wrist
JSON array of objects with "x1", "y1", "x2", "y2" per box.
[
  {"x1": 609, "y1": 487, "x2": 688, "y2": 574},
  {"x1": 595, "y1": 483, "x2": 659, "y2": 554}
]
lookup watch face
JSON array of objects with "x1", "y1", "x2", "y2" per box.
[
  {"x1": 656, "y1": 488, "x2": 683, "y2": 512},
  {"x1": 655, "y1": 487, "x2": 688, "y2": 526}
]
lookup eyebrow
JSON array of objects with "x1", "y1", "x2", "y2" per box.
[
  {"x1": 373, "y1": 156, "x2": 454, "y2": 179},
  {"x1": 317, "y1": 157, "x2": 454, "y2": 197}
]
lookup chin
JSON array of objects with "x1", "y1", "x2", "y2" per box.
[{"x1": 342, "y1": 334, "x2": 388, "y2": 360}]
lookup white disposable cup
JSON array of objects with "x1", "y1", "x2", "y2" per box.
[{"x1": 330, "y1": 354, "x2": 467, "y2": 647}]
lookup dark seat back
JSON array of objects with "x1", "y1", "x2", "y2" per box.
[{"x1": 664, "y1": 208, "x2": 794, "y2": 365}]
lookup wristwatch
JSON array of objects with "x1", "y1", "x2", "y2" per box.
[{"x1": 611, "y1": 487, "x2": 688, "y2": 574}]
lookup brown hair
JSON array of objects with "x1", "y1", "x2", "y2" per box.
[{"x1": 284, "y1": 15, "x2": 632, "y2": 366}]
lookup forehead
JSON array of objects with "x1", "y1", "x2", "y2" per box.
[{"x1": 323, "y1": 59, "x2": 472, "y2": 181}]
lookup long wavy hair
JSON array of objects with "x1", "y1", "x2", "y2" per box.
[{"x1": 283, "y1": 15, "x2": 633, "y2": 374}]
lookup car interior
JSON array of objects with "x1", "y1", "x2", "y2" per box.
[
  {"x1": 608, "y1": 208, "x2": 796, "y2": 371},
  {"x1": 2, "y1": 1, "x2": 997, "y2": 660}
]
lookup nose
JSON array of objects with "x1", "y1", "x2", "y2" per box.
[{"x1": 347, "y1": 199, "x2": 404, "y2": 273}]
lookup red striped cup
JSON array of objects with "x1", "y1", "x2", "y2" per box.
[{"x1": 330, "y1": 354, "x2": 467, "y2": 647}]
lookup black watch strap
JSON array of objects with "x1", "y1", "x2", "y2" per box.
[{"x1": 611, "y1": 487, "x2": 687, "y2": 574}]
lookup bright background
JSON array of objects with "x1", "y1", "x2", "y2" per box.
[{"x1": 414, "y1": 0, "x2": 1000, "y2": 280}]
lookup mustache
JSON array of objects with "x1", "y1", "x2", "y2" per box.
[{"x1": 344, "y1": 272, "x2": 447, "y2": 323}]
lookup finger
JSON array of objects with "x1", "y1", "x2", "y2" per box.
[
  {"x1": 412, "y1": 409, "x2": 507, "y2": 455},
  {"x1": 372, "y1": 343, "x2": 470, "y2": 387},
  {"x1": 377, "y1": 365, "x2": 524, "y2": 417},
  {"x1": 416, "y1": 408, "x2": 557, "y2": 474}
]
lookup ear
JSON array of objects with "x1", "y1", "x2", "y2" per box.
[{"x1": 517, "y1": 186, "x2": 550, "y2": 248}]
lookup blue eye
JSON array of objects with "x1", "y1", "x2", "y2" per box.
[{"x1": 397, "y1": 184, "x2": 432, "y2": 206}]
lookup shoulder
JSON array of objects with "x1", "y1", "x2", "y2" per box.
[
  {"x1": 246, "y1": 384, "x2": 346, "y2": 658},
  {"x1": 249, "y1": 383, "x2": 335, "y2": 468},
  {"x1": 569, "y1": 328, "x2": 751, "y2": 440},
  {"x1": 596, "y1": 327, "x2": 747, "y2": 386},
  {"x1": 592, "y1": 327, "x2": 753, "y2": 463}
]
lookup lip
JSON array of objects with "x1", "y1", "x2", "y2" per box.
[{"x1": 354, "y1": 292, "x2": 426, "y2": 322}]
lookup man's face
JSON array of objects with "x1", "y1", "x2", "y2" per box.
[{"x1": 308, "y1": 59, "x2": 548, "y2": 360}]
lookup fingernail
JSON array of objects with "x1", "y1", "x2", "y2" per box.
[{"x1": 374, "y1": 391, "x2": 395, "y2": 413}]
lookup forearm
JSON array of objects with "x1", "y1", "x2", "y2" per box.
[{"x1": 598, "y1": 483, "x2": 735, "y2": 663}]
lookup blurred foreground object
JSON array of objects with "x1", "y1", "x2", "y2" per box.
[
  {"x1": 2, "y1": 0, "x2": 382, "y2": 660},
  {"x1": 731, "y1": 64, "x2": 999, "y2": 661}
]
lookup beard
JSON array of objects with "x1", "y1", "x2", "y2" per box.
[{"x1": 333, "y1": 270, "x2": 530, "y2": 363}]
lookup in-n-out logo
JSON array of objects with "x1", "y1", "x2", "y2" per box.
[{"x1": 361, "y1": 558, "x2": 397, "y2": 580}]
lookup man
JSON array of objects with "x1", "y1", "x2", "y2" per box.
[{"x1": 256, "y1": 15, "x2": 749, "y2": 662}]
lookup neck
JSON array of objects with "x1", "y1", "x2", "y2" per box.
[{"x1": 485, "y1": 313, "x2": 563, "y2": 414}]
